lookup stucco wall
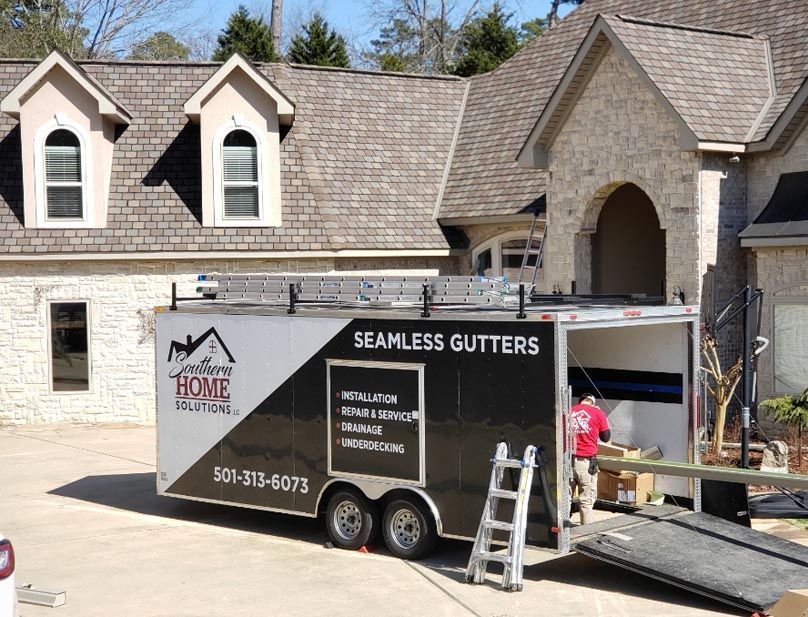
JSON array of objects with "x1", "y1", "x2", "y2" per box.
[
  {"x1": 0, "y1": 256, "x2": 458, "y2": 425},
  {"x1": 545, "y1": 47, "x2": 701, "y2": 302}
]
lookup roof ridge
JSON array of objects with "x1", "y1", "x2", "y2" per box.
[
  {"x1": 615, "y1": 14, "x2": 761, "y2": 40},
  {"x1": 284, "y1": 62, "x2": 466, "y2": 82}
]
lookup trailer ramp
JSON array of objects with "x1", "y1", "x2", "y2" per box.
[{"x1": 571, "y1": 509, "x2": 808, "y2": 613}]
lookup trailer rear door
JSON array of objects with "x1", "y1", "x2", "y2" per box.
[{"x1": 571, "y1": 509, "x2": 808, "y2": 613}]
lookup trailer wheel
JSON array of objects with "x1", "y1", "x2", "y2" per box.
[
  {"x1": 325, "y1": 489, "x2": 379, "y2": 550},
  {"x1": 382, "y1": 498, "x2": 437, "y2": 560}
]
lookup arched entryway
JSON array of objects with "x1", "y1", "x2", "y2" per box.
[{"x1": 590, "y1": 183, "x2": 665, "y2": 297}]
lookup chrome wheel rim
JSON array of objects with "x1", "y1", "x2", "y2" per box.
[
  {"x1": 333, "y1": 500, "x2": 363, "y2": 541},
  {"x1": 389, "y1": 508, "x2": 420, "y2": 550}
]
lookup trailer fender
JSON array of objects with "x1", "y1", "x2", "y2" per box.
[{"x1": 315, "y1": 479, "x2": 443, "y2": 537}]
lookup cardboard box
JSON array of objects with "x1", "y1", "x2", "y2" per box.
[
  {"x1": 597, "y1": 470, "x2": 655, "y2": 505},
  {"x1": 769, "y1": 589, "x2": 808, "y2": 617},
  {"x1": 597, "y1": 442, "x2": 641, "y2": 459}
]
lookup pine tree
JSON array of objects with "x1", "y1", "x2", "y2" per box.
[
  {"x1": 452, "y1": 3, "x2": 518, "y2": 77},
  {"x1": 129, "y1": 31, "x2": 190, "y2": 60},
  {"x1": 212, "y1": 6, "x2": 277, "y2": 63},
  {"x1": 289, "y1": 12, "x2": 349, "y2": 68}
]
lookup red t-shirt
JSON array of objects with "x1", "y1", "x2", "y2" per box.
[{"x1": 570, "y1": 403, "x2": 609, "y2": 457}]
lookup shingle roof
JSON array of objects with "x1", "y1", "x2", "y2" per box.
[
  {"x1": 603, "y1": 15, "x2": 773, "y2": 143},
  {"x1": 440, "y1": 0, "x2": 808, "y2": 219},
  {"x1": 0, "y1": 61, "x2": 466, "y2": 254}
]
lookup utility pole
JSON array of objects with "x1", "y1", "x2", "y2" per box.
[{"x1": 271, "y1": 0, "x2": 282, "y2": 56}]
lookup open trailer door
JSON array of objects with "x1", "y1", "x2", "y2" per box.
[{"x1": 571, "y1": 508, "x2": 808, "y2": 613}]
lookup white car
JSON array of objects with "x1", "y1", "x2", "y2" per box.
[{"x1": 0, "y1": 534, "x2": 16, "y2": 617}]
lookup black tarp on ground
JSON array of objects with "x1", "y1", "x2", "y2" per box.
[{"x1": 573, "y1": 511, "x2": 808, "y2": 612}]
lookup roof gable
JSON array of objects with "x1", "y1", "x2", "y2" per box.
[
  {"x1": 0, "y1": 49, "x2": 131, "y2": 124},
  {"x1": 517, "y1": 14, "x2": 773, "y2": 167},
  {"x1": 184, "y1": 53, "x2": 295, "y2": 125}
]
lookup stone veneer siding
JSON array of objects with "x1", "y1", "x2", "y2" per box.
[
  {"x1": 0, "y1": 256, "x2": 458, "y2": 425},
  {"x1": 746, "y1": 123, "x2": 808, "y2": 399},
  {"x1": 544, "y1": 47, "x2": 701, "y2": 302}
]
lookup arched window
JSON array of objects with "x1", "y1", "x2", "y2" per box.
[
  {"x1": 222, "y1": 129, "x2": 259, "y2": 219},
  {"x1": 44, "y1": 129, "x2": 83, "y2": 220},
  {"x1": 471, "y1": 231, "x2": 541, "y2": 281}
]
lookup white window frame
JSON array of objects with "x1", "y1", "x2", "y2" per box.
[
  {"x1": 471, "y1": 231, "x2": 538, "y2": 277},
  {"x1": 46, "y1": 299, "x2": 92, "y2": 395},
  {"x1": 212, "y1": 115, "x2": 269, "y2": 227},
  {"x1": 771, "y1": 284, "x2": 808, "y2": 396},
  {"x1": 33, "y1": 114, "x2": 94, "y2": 229}
]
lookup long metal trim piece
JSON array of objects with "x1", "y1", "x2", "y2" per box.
[
  {"x1": 597, "y1": 456, "x2": 808, "y2": 490},
  {"x1": 15, "y1": 586, "x2": 67, "y2": 608}
]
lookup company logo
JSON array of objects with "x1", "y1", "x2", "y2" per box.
[{"x1": 167, "y1": 327, "x2": 238, "y2": 415}]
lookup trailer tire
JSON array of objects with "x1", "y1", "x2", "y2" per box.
[
  {"x1": 326, "y1": 489, "x2": 379, "y2": 550},
  {"x1": 382, "y1": 498, "x2": 438, "y2": 560}
]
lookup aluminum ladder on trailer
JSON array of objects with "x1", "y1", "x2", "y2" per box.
[
  {"x1": 517, "y1": 215, "x2": 546, "y2": 290},
  {"x1": 196, "y1": 274, "x2": 524, "y2": 308},
  {"x1": 465, "y1": 442, "x2": 537, "y2": 591}
]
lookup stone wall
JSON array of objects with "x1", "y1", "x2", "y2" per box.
[
  {"x1": 0, "y1": 255, "x2": 458, "y2": 425},
  {"x1": 750, "y1": 247, "x2": 808, "y2": 400},
  {"x1": 545, "y1": 47, "x2": 701, "y2": 302}
]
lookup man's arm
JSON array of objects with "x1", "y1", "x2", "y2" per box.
[{"x1": 598, "y1": 409, "x2": 611, "y2": 443}]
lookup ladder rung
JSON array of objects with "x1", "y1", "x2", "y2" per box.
[
  {"x1": 483, "y1": 519, "x2": 514, "y2": 532},
  {"x1": 494, "y1": 459, "x2": 525, "y2": 469},
  {"x1": 489, "y1": 489, "x2": 518, "y2": 499},
  {"x1": 478, "y1": 551, "x2": 512, "y2": 564}
]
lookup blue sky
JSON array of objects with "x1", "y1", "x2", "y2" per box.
[{"x1": 187, "y1": 0, "x2": 574, "y2": 55}]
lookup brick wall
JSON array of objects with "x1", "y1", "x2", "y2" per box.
[
  {"x1": 544, "y1": 47, "x2": 701, "y2": 302},
  {"x1": 0, "y1": 256, "x2": 458, "y2": 425}
]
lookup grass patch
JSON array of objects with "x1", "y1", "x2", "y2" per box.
[{"x1": 785, "y1": 518, "x2": 808, "y2": 530}]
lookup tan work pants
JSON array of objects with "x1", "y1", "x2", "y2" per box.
[{"x1": 570, "y1": 457, "x2": 598, "y2": 525}]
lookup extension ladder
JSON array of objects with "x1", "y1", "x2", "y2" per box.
[
  {"x1": 465, "y1": 442, "x2": 537, "y2": 591},
  {"x1": 517, "y1": 214, "x2": 546, "y2": 290}
]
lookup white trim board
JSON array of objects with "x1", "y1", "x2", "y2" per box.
[{"x1": 0, "y1": 248, "x2": 462, "y2": 262}]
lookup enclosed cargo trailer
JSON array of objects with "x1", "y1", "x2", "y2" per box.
[{"x1": 154, "y1": 278, "x2": 808, "y2": 611}]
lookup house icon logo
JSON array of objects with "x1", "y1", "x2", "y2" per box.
[
  {"x1": 167, "y1": 327, "x2": 235, "y2": 363},
  {"x1": 167, "y1": 327, "x2": 238, "y2": 415}
]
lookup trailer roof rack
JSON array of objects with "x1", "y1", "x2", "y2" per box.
[{"x1": 168, "y1": 274, "x2": 675, "y2": 319}]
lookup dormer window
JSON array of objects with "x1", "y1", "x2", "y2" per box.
[
  {"x1": 222, "y1": 129, "x2": 260, "y2": 219},
  {"x1": 183, "y1": 53, "x2": 293, "y2": 228},
  {"x1": 0, "y1": 50, "x2": 131, "y2": 229},
  {"x1": 44, "y1": 129, "x2": 84, "y2": 220}
]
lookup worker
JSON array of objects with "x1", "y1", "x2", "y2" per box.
[{"x1": 570, "y1": 393, "x2": 611, "y2": 525}]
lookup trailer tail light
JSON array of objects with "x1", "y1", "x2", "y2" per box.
[
  {"x1": 550, "y1": 526, "x2": 560, "y2": 534},
  {"x1": 685, "y1": 307, "x2": 693, "y2": 313},
  {"x1": 622, "y1": 310, "x2": 642, "y2": 317},
  {"x1": 0, "y1": 540, "x2": 14, "y2": 579}
]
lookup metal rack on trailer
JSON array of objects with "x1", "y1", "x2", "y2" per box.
[{"x1": 154, "y1": 274, "x2": 808, "y2": 612}]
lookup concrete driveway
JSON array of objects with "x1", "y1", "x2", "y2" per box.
[{"x1": 0, "y1": 425, "x2": 748, "y2": 617}]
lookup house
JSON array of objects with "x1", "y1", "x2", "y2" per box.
[{"x1": 1, "y1": 0, "x2": 806, "y2": 424}]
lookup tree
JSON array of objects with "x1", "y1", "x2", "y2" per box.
[
  {"x1": 760, "y1": 387, "x2": 808, "y2": 469},
  {"x1": 519, "y1": 16, "x2": 547, "y2": 45},
  {"x1": 452, "y1": 3, "x2": 518, "y2": 77},
  {"x1": 366, "y1": 0, "x2": 479, "y2": 74},
  {"x1": 701, "y1": 332, "x2": 743, "y2": 453},
  {"x1": 212, "y1": 5, "x2": 277, "y2": 63},
  {"x1": 547, "y1": 0, "x2": 583, "y2": 28},
  {"x1": 270, "y1": 0, "x2": 281, "y2": 53},
  {"x1": 129, "y1": 30, "x2": 189, "y2": 59},
  {"x1": 0, "y1": 0, "x2": 87, "y2": 58},
  {"x1": 289, "y1": 12, "x2": 349, "y2": 68}
]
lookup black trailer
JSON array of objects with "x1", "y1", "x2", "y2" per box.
[{"x1": 155, "y1": 283, "x2": 808, "y2": 612}]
